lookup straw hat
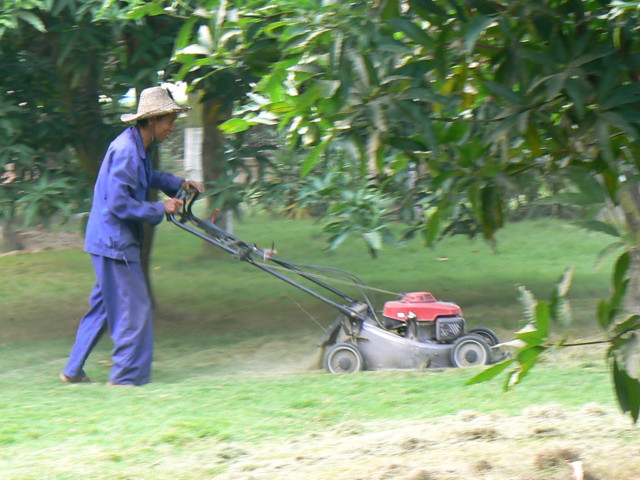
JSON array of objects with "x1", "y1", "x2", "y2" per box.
[{"x1": 120, "y1": 86, "x2": 190, "y2": 123}]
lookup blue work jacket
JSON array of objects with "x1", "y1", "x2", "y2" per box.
[{"x1": 84, "y1": 126, "x2": 183, "y2": 262}]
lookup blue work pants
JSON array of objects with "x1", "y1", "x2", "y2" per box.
[{"x1": 63, "y1": 254, "x2": 154, "y2": 385}]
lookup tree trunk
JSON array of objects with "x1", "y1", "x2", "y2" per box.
[
  {"x1": 0, "y1": 218, "x2": 24, "y2": 253},
  {"x1": 141, "y1": 147, "x2": 161, "y2": 307},
  {"x1": 201, "y1": 98, "x2": 232, "y2": 246},
  {"x1": 619, "y1": 184, "x2": 640, "y2": 314},
  {"x1": 61, "y1": 58, "x2": 111, "y2": 178},
  {"x1": 626, "y1": 247, "x2": 640, "y2": 315},
  {"x1": 142, "y1": 222, "x2": 157, "y2": 307}
]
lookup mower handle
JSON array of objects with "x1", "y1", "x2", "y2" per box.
[
  {"x1": 167, "y1": 185, "x2": 200, "y2": 223},
  {"x1": 177, "y1": 184, "x2": 200, "y2": 211},
  {"x1": 166, "y1": 185, "x2": 376, "y2": 323}
]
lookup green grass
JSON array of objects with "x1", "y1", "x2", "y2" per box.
[
  {"x1": 0, "y1": 352, "x2": 616, "y2": 479},
  {"x1": 0, "y1": 215, "x2": 623, "y2": 479}
]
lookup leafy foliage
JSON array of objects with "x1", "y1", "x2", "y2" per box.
[
  {"x1": 471, "y1": 254, "x2": 640, "y2": 423},
  {"x1": 468, "y1": 267, "x2": 573, "y2": 390},
  {"x1": 599, "y1": 251, "x2": 640, "y2": 422},
  {"x1": 0, "y1": 0, "x2": 181, "y2": 235},
  {"x1": 156, "y1": 0, "x2": 640, "y2": 253}
]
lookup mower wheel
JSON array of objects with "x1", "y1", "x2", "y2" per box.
[
  {"x1": 325, "y1": 343, "x2": 364, "y2": 374},
  {"x1": 450, "y1": 334, "x2": 491, "y2": 368},
  {"x1": 468, "y1": 327, "x2": 500, "y2": 347}
]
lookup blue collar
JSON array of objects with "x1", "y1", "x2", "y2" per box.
[{"x1": 129, "y1": 126, "x2": 148, "y2": 160}]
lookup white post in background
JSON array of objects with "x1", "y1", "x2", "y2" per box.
[
  {"x1": 183, "y1": 90, "x2": 203, "y2": 183},
  {"x1": 184, "y1": 126, "x2": 203, "y2": 182}
]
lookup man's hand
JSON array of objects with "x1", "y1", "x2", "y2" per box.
[
  {"x1": 163, "y1": 197, "x2": 184, "y2": 214},
  {"x1": 182, "y1": 179, "x2": 205, "y2": 193}
]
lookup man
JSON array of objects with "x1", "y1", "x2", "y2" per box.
[{"x1": 60, "y1": 86, "x2": 203, "y2": 386}]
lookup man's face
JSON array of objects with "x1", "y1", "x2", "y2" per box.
[{"x1": 151, "y1": 113, "x2": 178, "y2": 143}]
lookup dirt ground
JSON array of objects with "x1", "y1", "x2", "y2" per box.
[
  {"x1": 17, "y1": 229, "x2": 85, "y2": 252},
  {"x1": 8, "y1": 231, "x2": 640, "y2": 480},
  {"x1": 0, "y1": 228, "x2": 85, "y2": 255}
]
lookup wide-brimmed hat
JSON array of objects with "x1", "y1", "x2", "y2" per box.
[{"x1": 120, "y1": 86, "x2": 190, "y2": 123}]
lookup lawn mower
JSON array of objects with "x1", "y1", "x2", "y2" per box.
[{"x1": 168, "y1": 187, "x2": 505, "y2": 374}]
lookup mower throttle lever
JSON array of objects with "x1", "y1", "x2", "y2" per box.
[
  {"x1": 263, "y1": 242, "x2": 277, "y2": 260},
  {"x1": 210, "y1": 208, "x2": 220, "y2": 223}
]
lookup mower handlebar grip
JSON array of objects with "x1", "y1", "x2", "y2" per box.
[
  {"x1": 167, "y1": 185, "x2": 200, "y2": 223},
  {"x1": 176, "y1": 184, "x2": 200, "y2": 201}
]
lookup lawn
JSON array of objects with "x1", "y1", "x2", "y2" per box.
[{"x1": 1, "y1": 215, "x2": 637, "y2": 479}]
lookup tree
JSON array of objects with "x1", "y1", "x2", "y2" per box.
[
  {"x1": 0, "y1": 0, "x2": 182, "y2": 291},
  {"x1": 125, "y1": 0, "x2": 282, "y2": 228}
]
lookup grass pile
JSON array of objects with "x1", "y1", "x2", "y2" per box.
[{"x1": 1, "y1": 215, "x2": 637, "y2": 479}]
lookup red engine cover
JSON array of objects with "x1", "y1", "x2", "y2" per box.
[{"x1": 382, "y1": 292, "x2": 462, "y2": 322}]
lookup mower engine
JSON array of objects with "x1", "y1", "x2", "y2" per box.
[{"x1": 382, "y1": 292, "x2": 465, "y2": 343}]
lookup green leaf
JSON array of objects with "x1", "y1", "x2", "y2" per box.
[
  {"x1": 595, "y1": 121, "x2": 614, "y2": 166},
  {"x1": 291, "y1": 84, "x2": 324, "y2": 111},
  {"x1": 482, "y1": 81, "x2": 526, "y2": 105},
  {"x1": 300, "y1": 137, "x2": 331, "y2": 177},
  {"x1": 544, "y1": 73, "x2": 567, "y2": 102},
  {"x1": 463, "y1": 15, "x2": 496, "y2": 54},
  {"x1": 613, "y1": 358, "x2": 631, "y2": 413},
  {"x1": 612, "y1": 357, "x2": 640, "y2": 422},
  {"x1": 519, "y1": 49, "x2": 553, "y2": 66},
  {"x1": 515, "y1": 323, "x2": 544, "y2": 346},
  {"x1": 219, "y1": 118, "x2": 252, "y2": 134},
  {"x1": 594, "y1": 241, "x2": 625, "y2": 272},
  {"x1": 258, "y1": 68, "x2": 287, "y2": 101},
  {"x1": 265, "y1": 101, "x2": 294, "y2": 114},
  {"x1": 327, "y1": 231, "x2": 350, "y2": 250},
  {"x1": 362, "y1": 230, "x2": 383, "y2": 253},
  {"x1": 425, "y1": 208, "x2": 441, "y2": 246},
  {"x1": 613, "y1": 315, "x2": 640, "y2": 337},
  {"x1": 484, "y1": 114, "x2": 519, "y2": 145},
  {"x1": 613, "y1": 251, "x2": 630, "y2": 291},
  {"x1": 573, "y1": 220, "x2": 621, "y2": 238},
  {"x1": 480, "y1": 184, "x2": 503, "y2": 239},
  {"x1": 380, "y1": 0, "x2": 400, "y2": 19},
  {"x1": 127, "y1": 2, "x2": 167, "y2": 19},
  {"x1": 601, "y1": 83, "x2": 640, "y2": 110},
  {"x1": 408, "y1": 0, "x2": 447, "y2": 19},
  {"x1": 466, "y1": 357, "x2": 516, "y2": 385},
  {"x1": 22, "y1": 202, "x2": 37, "y2": 227},
  {"x1": 598, "y1": 299, "x2": 612, "y2": 330},
  {"x1": 512, "y1": 345, "x2": 546, "y2": 382},
  {"x1": 600, "y1": 110, "x2": 640, "y2": 142},
  {"x1": 17, "y1": 11, "x2": 46, "y2": 33},
  {"x1": 564, "y1": 78, "x2": 589, "y2": 119},
  {"x1": 535, "y1": 300, "x2": 550, "y2": 339},
  {"x1": 569, "y1": 51, "x2": 610, "y2": 68},
  {"x1": 174, "y1": 17, "x2": 198, "y2": 50},
  {"x1": 388, "y1": 18, "x2": 435, "y2": 48}
]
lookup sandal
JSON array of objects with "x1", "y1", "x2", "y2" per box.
[{"x1": 59, "y1": 372, "x2": 93, "y2": 384}]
